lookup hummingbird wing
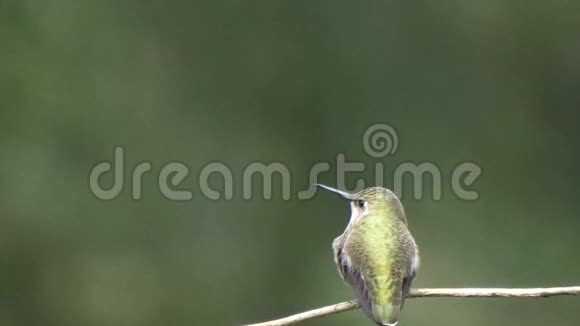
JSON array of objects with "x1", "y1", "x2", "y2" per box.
[
  {"x1": 333, "y1": 236, "x2": 376, "y2": 322},
  {"x1": 332, "y1": 234, "x2": 348, "y2": 283},
  {"x1": 401, "y1": 249, "x2": 419, "y2": 309}
]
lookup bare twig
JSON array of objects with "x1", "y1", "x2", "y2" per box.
[{"x1": 243, "y1": 286, "x2": 580, "y2": 326}]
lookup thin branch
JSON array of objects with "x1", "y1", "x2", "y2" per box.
[{"x1": 243, "y1": 286, "x2": 580, "y2": 326}]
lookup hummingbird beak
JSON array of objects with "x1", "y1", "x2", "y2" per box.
[{"x1": 316, "y1": 184, "x2": 357, "y2": 200}]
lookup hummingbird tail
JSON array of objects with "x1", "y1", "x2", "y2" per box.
[{"x1": 371, "y1": 303, "x2": 400, "y2": 326}]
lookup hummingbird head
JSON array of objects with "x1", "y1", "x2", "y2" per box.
[{"x1": 316, "y1": 184, "x2": 406, "y2": 224}]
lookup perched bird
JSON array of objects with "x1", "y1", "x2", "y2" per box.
[{"x1": 317, "y1": 185, "x2": 419, "y2": 326}]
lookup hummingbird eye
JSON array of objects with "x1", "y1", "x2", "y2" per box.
[{"x1": 354, "y1": 199, "x2": 366, "y2": 209}]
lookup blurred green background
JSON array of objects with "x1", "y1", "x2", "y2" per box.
[{"x1": 2, "y1": 1, "x2": 580, "y2": 326}]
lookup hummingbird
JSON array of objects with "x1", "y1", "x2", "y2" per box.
[{"x1": 317, "y1": 185, "x2": 420, "y2": 326}]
